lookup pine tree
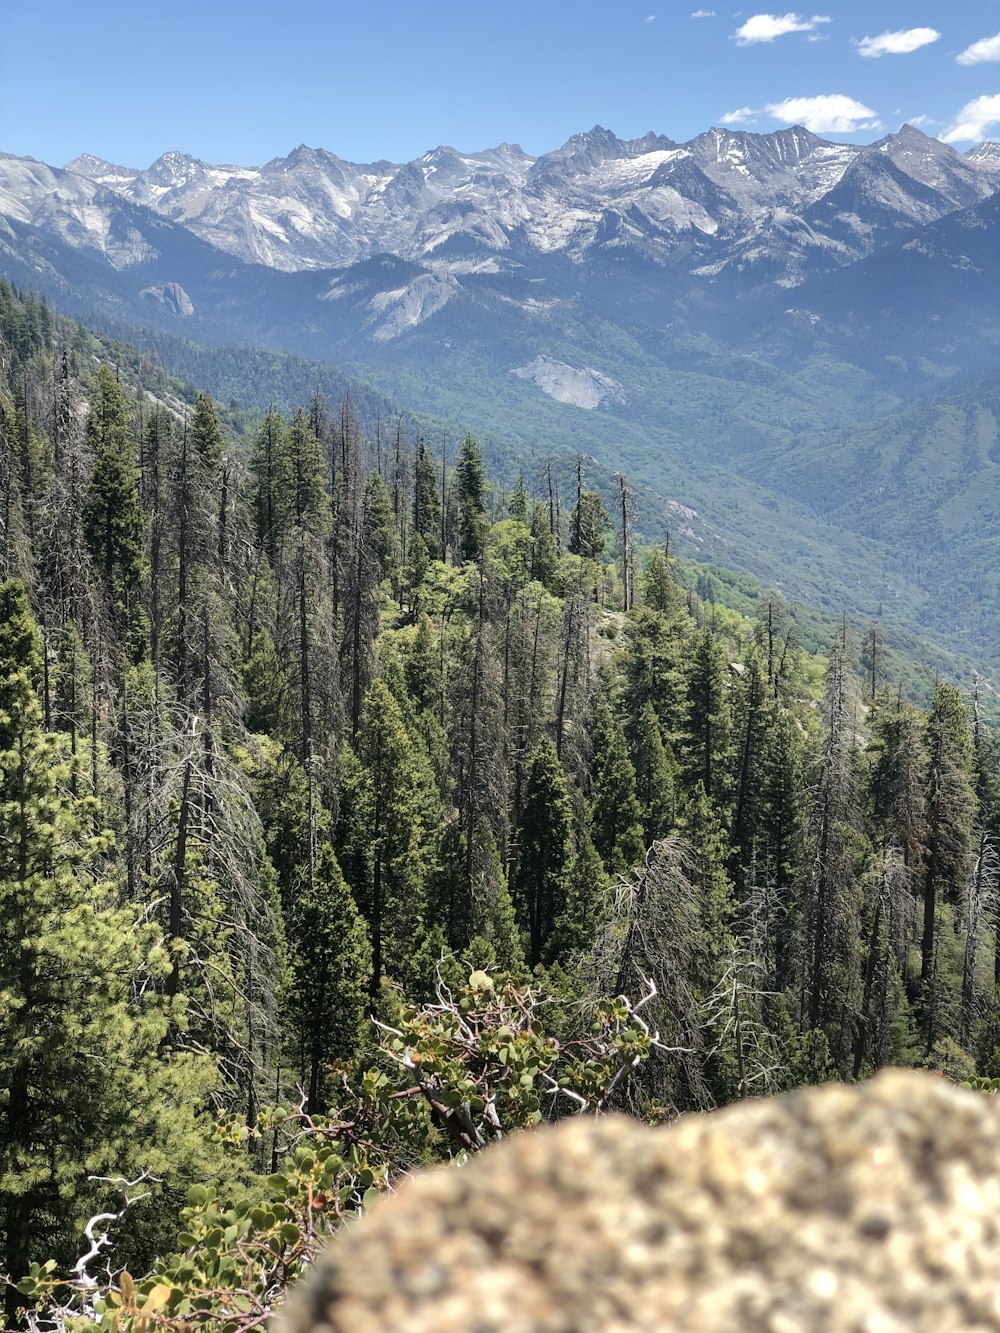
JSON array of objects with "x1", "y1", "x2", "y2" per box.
[
  {"x1": 760, "y1": 709, "x2": 806, "y2": 989},
  {"x1": 508, "y1": 474, "x2": 528, "y2": 522},
  {"x1": 802, "y1": 631, "x2": 864, "y2": 1063},
  {"x1": 343, "y1": 468, "x2": 385, "y2": 736},
  {"x1": 921, "y1": 682, "x2": 976, "y2": 1047},
  {"x1": 515, "y1": 736, "x2": 573, "y2": 966},
  {"x1": 621, "y1": 607, "x2": 687, "y2": 739},
  {"x1": 360, "y1": 471, "x2": 398, "y2": 584},
  {"x1": 412, "y1": 438, "x2": 442, "y2": 560},
  {"x1": 641, "y1": 548, "x2": 679, "y2": 614},
  {"x1": 455, "y1": 434, "x2": 488, "y2": 563},
  {"x1": 727, "y1": 647, "x2": 771, "y2": 894},
  {"x1": 289, "y1": 843, "x2": 372, "y2": 1110},
  {"x1": 280, "y1": 408, "x2": 326, "y2": 536},
  {"x1": 567, "y1": 489, "x2": 609, "y2": 561},
  {"x1": 589, "y1": 697, "x2": 645, "y2": 874},
  {"x1": 683, "y1": 783, "x2": 736, "y2": 994},
  {"x1": 529, "y1": 502, "x2": 559, "y2": 591},
  {"x1": 190, "y1": 391, "x2": 224, "y2": 469},
  {"x1": 683, "y1": 629, "x2": 730, "y2": 803},
  {"x1": 344, "y1": 680, "x2": 427, "y2": 998},
  {"x1": 406, "y1": 531, "x2": 430, "y2": 613},
  {"x1": 0, "y1": 582, "x2": 217, "y2": 1300},
  {"x1": 465, "y1": 824, "x2": 524, "y2": 974},
  {"x1": 82, "y1": 366, "x2": 145, "y2": 641},
  {"x1": 631, "y1": 701, "x2": 679, "y2": 843},
  {"x1": 868, "y1": 689, "x2": 928, "y2": 868},
  {"x1": 250, "y1": 409, "x2": 287, "y2": 563},
  {"x1": 549, "y1": 831, "x2": 609, "y2": 960}
]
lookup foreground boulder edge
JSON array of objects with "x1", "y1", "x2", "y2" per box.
[{"x1": 280, "y1": 1070, "x2": 1000, "y2": 1332}]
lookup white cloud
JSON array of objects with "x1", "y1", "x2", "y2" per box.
[
  {"x1": 644, "y1": 13, "x2": 656, "y2": 21},
  {"x1": 735, "y1": 12, "x2": 830, "y2": 44},
  {"x1": 941, "y1": 94, "x2": 1000, "y2": 143},
  {"x1": 721, "y1": 106, "x2": 757, "y2": 124},
  {"x1": 908, "y1": 115, "x2": 936, "y2": 128},
  {"x1": 957, "y1": 32, "x2": 1000, "y2": 66},
  {"x1": 691, "y1": 8, "x2": 715, "y2": 16},
  {"x1": 764, "y1": 94, "x2": 879, "y2": 133},
  {"x1": 856, "y1": 28, "x2": 939, "y2": 58}
]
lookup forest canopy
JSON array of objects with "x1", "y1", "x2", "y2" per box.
[{"x1": 2, "y1": 280, "x2": 999, "y2": 1329}]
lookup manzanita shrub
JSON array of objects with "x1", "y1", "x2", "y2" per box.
[{"x1": 13, "y1": 969, "x2": 658, "y2": 1331}]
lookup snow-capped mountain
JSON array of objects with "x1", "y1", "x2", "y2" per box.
[
  {"x1": 49, "y1": 123, "x2": 1000, "y2": 283},
  {"x1": 4, "y1": 121, "x2": 1000, "y2": 394},
  {"x1": 0, "y1": 153, "x2": 168, "y2": 269}
]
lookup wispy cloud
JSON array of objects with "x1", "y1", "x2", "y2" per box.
[
  {"x1": 735, "y1": 13, "x2": 830, "y2": 45},
  {"x1": 856, "y1": 28, "x2": 939, "y2": 58},
  {"x1": 644, "y1": 14, "x2": 656, "y2": 22},
  {"x1": 941, "y1": 94, "x2": 1000, "y2": 143},
  {"x1": 764, "y1": 94, "x2": 879, "y2": 133},
  {"x1": 720, "y1": 106, "x2": 756, "y2": 125},
  {"x1": 956, "y1": 32, "x2": 1000, "y2": 66},
  {"x1": 691, "y1": 8, "x2": 715, "y2": 16}
]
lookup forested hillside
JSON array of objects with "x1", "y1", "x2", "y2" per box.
[{"x1": 3, "y1": 279, "x2": 1000, "y2": 1328}]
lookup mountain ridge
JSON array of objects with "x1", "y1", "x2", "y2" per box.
[{"x1": 43, "y1": 123, "x2": 1000, "y2": 279}]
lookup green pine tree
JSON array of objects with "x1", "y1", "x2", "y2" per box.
[
  {"x1": 641, "y1": 549, "x2": 679, "y2": 614},
  {"x1": 516, "y1": 736, "x2": 573, "y2": 966},
  {"x1": 345, "y1": 680, "x2": 427, "y2": 997},
  {"x1": 82, "y1": 366, "x2": 145, "y2": 641},
  {"x1": 590, "y1": 697, "x2": 645, "y2": 874},
  {"x1": 190, "y1": 391, "x2": 224, "y2": 468},
  {"x1": 0, "y1": 582, "x2": 218, "y2": 1301},
  {"x1": 455, "y1": 434, "x2": 488, "y2": 563},
  {"x1": 548, "y1": 831, "x2": 609, "y2": 960},
  {"x1": 412, "y1": 438, "x2": 442, "y2": 560},
  {"x1": 289, "y1": 843, "x2": 372, "y2": 1110},
  {"x1": 529, "y1": 502, "x2": 559, "y2": 590},
  {"x1": 631, "y1": 701, "x2": 679, "y2": 843},
  {"x1": 683, "y1": 783, "x2": 736, "y2": 994},
  {"x1": 683, "y1": 629, "x2": 730, "y2": 803}
]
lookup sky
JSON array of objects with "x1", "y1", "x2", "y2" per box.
[{"x1": 7, "y1": 1, "x2": 1000, "y2": 167}]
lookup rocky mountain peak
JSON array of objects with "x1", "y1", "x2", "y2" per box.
[
  {"x1": 145, "y1": 150, "x2": 202, "y2": 186},
  {"x1": 966, "y1": 141, "x2": 1000, "y2": 167},
  {"x1": 65, "y1": 153, "x2": 136, "y2": 184}
]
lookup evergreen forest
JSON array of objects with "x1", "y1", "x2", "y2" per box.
[{"x1": 3, "y1": 280, "x2": 1000, "y2": 1329}]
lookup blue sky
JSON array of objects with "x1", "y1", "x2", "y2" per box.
[{"x1": 7, "y1": 1, "x2": 1000, "y2": 166}]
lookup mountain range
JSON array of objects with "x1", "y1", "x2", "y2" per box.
[
  {"x1": 42, "y1": 123, "x2": 1000, "y2": 281},
  {"x1": 4, "y1": 122, "x2": 1000, "y2": 683}
]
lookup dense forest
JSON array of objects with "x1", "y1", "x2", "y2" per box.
[{"x1": 2, "y1": 279, "x2": 1000, "y2": 1329}]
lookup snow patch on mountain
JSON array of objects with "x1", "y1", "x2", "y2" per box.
[{"x1": 512, "y1": 356, "x2": 623, "y2": 409}]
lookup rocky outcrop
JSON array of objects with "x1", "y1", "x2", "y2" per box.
[
  {"x1": 512, "y1": 356, "x2": 623, "y2": 410},
  {"x1": 280, "y1": 1070, "x2": 1000, "y2": 1332},
  {"x1": 139, "y1": 281, "x2": 194, "y2": 316}
]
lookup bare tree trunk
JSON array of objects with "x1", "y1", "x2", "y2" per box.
[{"x1": 167, "y1": 758, "x2": 193, "y2": 1000}]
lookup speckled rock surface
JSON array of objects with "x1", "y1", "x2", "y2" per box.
[{"x1": 280, "y1": 1071, "x2": 1000, "y2": 1332}]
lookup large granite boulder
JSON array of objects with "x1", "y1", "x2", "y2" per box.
[{"x1": 281, "y1": 1070, "x2": 1000, "y2": 1332}]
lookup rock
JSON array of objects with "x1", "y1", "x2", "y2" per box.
[
  {"x1": 511, "y1": 356, "x2": 623, "y2": 410},
  {"x1": 139, "y1": 281, "x2": 194, "y2": 316},
  {"x1": 279, "y1": 1070, "x2": 1000, "y2": 1332}
]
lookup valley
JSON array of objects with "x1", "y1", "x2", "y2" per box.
[{"x1": 4, "y1": 122, "x2": 1000, "y2": 687}]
